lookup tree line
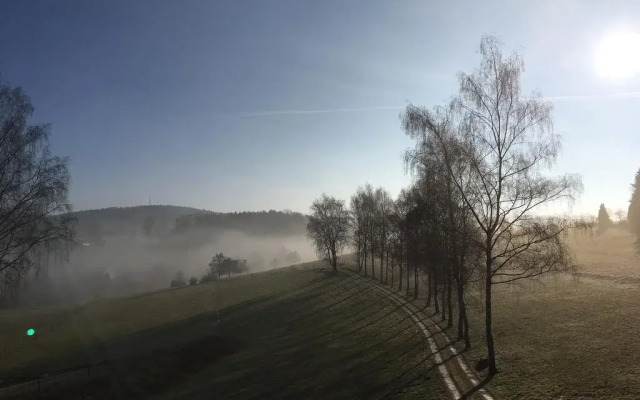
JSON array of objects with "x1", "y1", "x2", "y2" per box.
[
  {"x1": 173, "y1": 210, "x2": 307, "y2": 236},
  {"x1": 594, "y1": 166, "x2": 640, "y2": 238},
  {"x1": 306, "y1": 35, "x2": 594, "y2": 375}
]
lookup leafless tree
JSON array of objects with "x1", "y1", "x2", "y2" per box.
[
  {"x1": 350, "y1": 192, "x2": 365, "y2": 272},
  {"x1": 0, "y1": 84, "x2": 75, "y2": 304},
  {"x1": 404, "y1": 109, "x2": 481, "y2": 346},
  {"x1": 392, "y1": 189, "x2": 411, "y2": 291},
  {"x1": 307, "y1": 194, "x2": 351, "y2": 272},
  {"x1": 350, "y1": 184, "x2": 376, "y2": 276},
  {"x1": 374, "y1": 187, "x2": 393, "y2": 284},
  {"x1": 403, "y1": 35, "x2": 583, "y2": 374}
]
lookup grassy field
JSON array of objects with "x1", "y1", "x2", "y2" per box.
[
  {"x1": 431, "y1": 227, "x2": 640, "y2": 399},
  {"x1": 462, "y1": 275, "x2": 640, "y2": 399},
  {"x1": 0, "y1": 263, "x2": 450, "y2": 399},
  {"x1": 2, "y1": 227, "x2": 640, "y2": 399},
  {"x1": 567, "y1": 227, "x2": 640, "y2": 279},
  {"x1": 342, "y1": 227, "x2": 640, "y2": 399},
  {"x1": 0, "y1": 267, "x2": 320, "y2": 375}
]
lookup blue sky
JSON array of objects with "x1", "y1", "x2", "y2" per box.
[{"x1": 0, "y1": 0, "x2": 638, "y2": 216}]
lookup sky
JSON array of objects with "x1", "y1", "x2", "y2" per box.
[{"x1": 0, "y1": 0, "x2": 638, "y2": 216}]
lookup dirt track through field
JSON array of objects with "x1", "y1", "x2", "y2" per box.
[{"x1": 344, "y1": 270, "x2": 495, "y2": 400}]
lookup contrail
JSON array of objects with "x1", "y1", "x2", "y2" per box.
[
  {"x1": 234, "y1": 91, "x2": 640, "y2": 119},
  {"x1": 543, "y1": 91, "x2": 640, "y2": 101},
  {"x1": 237, "y1": 105, "x2": 404, "y2": 118}
]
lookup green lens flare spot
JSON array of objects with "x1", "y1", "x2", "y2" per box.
[{"x1": 26, "y1": 328, "x2": 35, "y2": 336}]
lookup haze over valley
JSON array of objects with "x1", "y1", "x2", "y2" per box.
[{"x1": 22, "y1": 206, "x2": 313, "y2": 306}]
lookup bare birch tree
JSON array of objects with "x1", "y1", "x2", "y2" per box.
[
  {"x1": 0, "y1": 84, "x2": 75, "y2": 303},
  {"x1": 403, "y1": 35, "x2": 583, "y2": 374},
  {"x1": 307, "y1": 194, "x2": 350, "y2": 272}
]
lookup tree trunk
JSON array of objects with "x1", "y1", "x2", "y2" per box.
[
  {"x1": 486, "y1": 249, "x2": 497, "y2": 374},
  {"x1": 446, "y1": 271, "x2": 453, "y2": 328},
  {"x1": 455, "y1": 274, "x2": 464, "y2": 339},
  {"x1": 380, "y1": 253, "x2": 384, "y2": 283},
  {"x1": 433, "y1": 274, "x2": 439, "y2": 313},
  {"x1": 363, "y1": 243, "x2": 368, "y2": 276},
  {"x1": 390, "y1": 258, "x2": 394, "y2": 287},
  {"x1": 406, "y1": 264, "x2": 410, "y2": 297},
  {"x1": 398, "y1": 262, "x2": 403, "y2": 291},
  {"x1": 463, "y1": 302, "x2": 470, "y2": 349},
  {"x1": 371, "y1": 248, "x2": 376, "y2": 279},
  {"x1": 331, "y1": 248, "x2": 338, "y2": 272},
  {"x1": 426, "y1": 271, "x2": 432, "y2": 307},
  {"x1": 413, "y1": 265, "x2": 419, "y2": 299},
  {"x1": 385, "y1": 252, "x2": 389, "y2": 284},
  {"x1": 441, "y1": 274, "x2": 446, "y2": 322}
]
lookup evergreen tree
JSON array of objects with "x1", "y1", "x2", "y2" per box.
[
  {"x1": 598, "y1": 204, "x2": 613, "y2": 232},
  {"x1": 628, "y1": 168, "x2": 640, "y2": 236}
]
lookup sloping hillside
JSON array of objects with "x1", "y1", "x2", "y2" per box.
[{"x1": 0, "y1": 263, "x2": 449, "y2": 399}]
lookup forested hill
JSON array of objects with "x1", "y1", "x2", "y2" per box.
[
  {"x1": 69, "y1": 205, "x2": 206, "y2": 241},
  {"x1": 69, "y1": 205, "x2": 308, "y2": 242},
  {"x1": 173, "y1": 210, "x2": 308, "y2": 237}
]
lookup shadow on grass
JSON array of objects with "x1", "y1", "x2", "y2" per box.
[
  {"x1": 3, "y1": 267, "x2": 450, "y2": 399},
  {"x1": 376, "y1": 350, "x2": 459, "y2": 399},
  {"x1": 458, "y1": 375, "x2": 494, "y2": 399},
  {"x1": 0, "y1": 271, "x2": 338, "y2": 387}
]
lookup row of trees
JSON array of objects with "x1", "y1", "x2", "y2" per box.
[
  {"x1": 205, "y1": 252, "x2": 249, "y2": 280},
  {"x1": 169, "y1": 252, "x2": 251, "y2": 288},
  {"x1": 307, "y1": 36, "x2": 591, "y2": 375}
]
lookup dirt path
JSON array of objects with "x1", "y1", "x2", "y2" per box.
[{"x1": 344, "y1": 270, "x2": 495, "y2": 400}]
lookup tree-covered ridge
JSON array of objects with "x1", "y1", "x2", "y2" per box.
[
  {"x1": 173, "y1": 209, "x2": 308, "y2": 237},
  {"x1": 68, "y1": 205, "x2": 209, "y2": 240},
  {"x1": 66, "y1": 205, "x2": 308, "y2": 244}
]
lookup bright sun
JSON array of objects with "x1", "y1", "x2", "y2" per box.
[{"x1": 594, "y1": 31, "x2": 640, "y2": 80}]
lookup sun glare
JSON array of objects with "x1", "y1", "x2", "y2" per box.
[{"x1": 594, "y1": 31, "x2": 640, "y2": 80}]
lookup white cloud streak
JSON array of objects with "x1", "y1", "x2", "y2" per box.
[
  {"x1": 543, "y1": 91, "x2": 640, "y2": 101},
  {"x1": 237, "y1": 105, "x2": 404, "y2": 118},
  {"x1": 234, "y1": 92, "x2": 640, "y2": 118}
]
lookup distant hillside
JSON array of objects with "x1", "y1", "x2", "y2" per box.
[
  {"x1": 173, "y1": 210, "x2": 308, "y2": 237},
  {"x1": 70, "y1": 205, "x2": 209, "y2": 242},
  {"x1": 69, "y1": 205, "x2": 309, "y2": 244}
]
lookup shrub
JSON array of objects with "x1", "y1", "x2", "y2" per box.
[
  {"x1": 169, "y1": 270, "x2": 187, "y2": 288},
  {"x1": 189, "y1": 277, "x2": 198, "y2": 286},
  {"x1": 199, "y1": 272, "x2": 218, "y2": 284}
]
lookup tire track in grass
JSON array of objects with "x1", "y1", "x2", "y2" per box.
[{"x1": 344, "y1": 270, "x2": 494, "y2": 400}]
